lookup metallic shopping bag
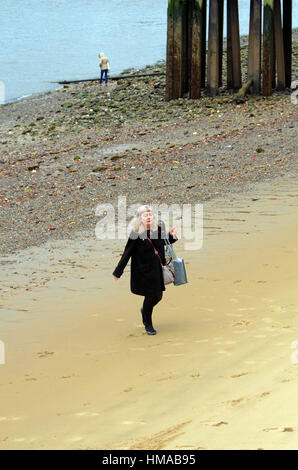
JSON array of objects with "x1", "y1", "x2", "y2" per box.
[
  {"x1": 172, "y1": 258, "x2": 188, "y2": 286},
  {"x1": 164, "y1": 237, "x2": 188, "y2": 286}
]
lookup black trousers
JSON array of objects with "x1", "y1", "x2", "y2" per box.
[{"x1": 142, "y1": 293, "x2": 163, "y2": 326}]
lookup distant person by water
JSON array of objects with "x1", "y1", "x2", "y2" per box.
[{"x1": 98, "y1": 52, "x2": 110, "y2": 86}]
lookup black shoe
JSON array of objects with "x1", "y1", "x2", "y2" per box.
[{"x1": 141, "y1": 307, "x2": 157, "y2": 334}]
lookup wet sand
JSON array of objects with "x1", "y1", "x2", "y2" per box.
[{"x1": 0, "y1": 172, "x2": 297, "y2": 450}]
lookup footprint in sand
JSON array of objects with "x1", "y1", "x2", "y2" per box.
[
  {"x1": 37, "y1": 351, "x2": 55, "y2": 358},
  {"x1": 203, "y1": 421, "x2": 229, "y2": 427},
  {"x1": 259, "y1": 391, "x2": 271, "y2": 398},
  {"x1": 232, "y1": 320, "x2": 251, "y2": 327},
  {"x1": 231, "y1": 372, "x2": 249, "y2": 378},
  {"x1": 156, "y1": 374, "x2": 177, "y2": 382},
  {"x1": 263, "y1": 426, "x2": 294, "y2": 433},
  {"x1": 226, "y1": 397, "x2": 245, "y2": 406}
]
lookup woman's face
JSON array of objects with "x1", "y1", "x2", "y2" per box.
[{"x1": 140, "y1": 210, "x2": 153, "y2": 227}]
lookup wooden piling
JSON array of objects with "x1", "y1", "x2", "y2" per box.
[
  {"x1": 218, "y1": 0, "x2": 224, "y2": 88},
  {"x1": 283, "y1": 0, "x2": 292, "y2": 88},
  {"x1": 227, "y1": 0, "x2": 242, "y2": 90},
  {"x1": 201, "y1": 0, "x2": 207, "y2": 88},
  {"x1": 263, "y1": 0, "x2": 275, "y2": 96},
  {"x1": 166, "y1": 0, "x2": 188, "y2": 100},
  {"x1": 207, "y1": 0, "x2": 219, "y2": 96},
  {"x1": 274, "y1": 0, "x2": 286, "y2": 90},
  {"x1": 166, "y1": 0, "x2": 175, "y2": 100},
  {"x1": 248, "y1": 0, "x2": 262, "y2": 94},
  {"x1": 190, "y1": 0, "x2": 206, "y2": 98}
]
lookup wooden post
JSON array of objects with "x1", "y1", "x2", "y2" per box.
[
  {"x1": 166, "y1": 0, "x2": 188, "y2": 100},
  {"x1": 166, "y1": 0, "x2": 175, "y2": 100},
  {"x1": 274, "y1": 0, "x2": 286, "y2": 90},
  {"x1": 201, "y1": 0, "x2": 207, "y2": 88},
  {"x1": 181, "y1": 0, "x2": 189, "y2": 96},
  {"x1": 190, "y1": 0, "x2": 206, "y2": 98},
  {"x1": 248, "y1": 0, "x2": 262, "y2": 94},
  {"x1": 227, "y1": 0, "x2": 242, "y2": 90},
  {"x1": 272, "y1": 10, "x2": 276, "y2": 89},
  {"x1": 283, "y1": 0, "x2": 292, "y2": 88},
  {"x1": 207, "y1": 0, "x2": 219, "y2": 96},
  {"x1": 218, "y1": 0, "x2": 224, "y2": 88},
  {"x1": 263, "y1": 0, "x2": 275, "y2": 96}
]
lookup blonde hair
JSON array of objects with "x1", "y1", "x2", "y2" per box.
[{"x1": 129, "y1": 204, "x2": 159, "y2": 234}]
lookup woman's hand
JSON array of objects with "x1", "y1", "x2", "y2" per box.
[
  {"x1": 169, "y1": 226, "x2": 178, "y2": 236},
  {"x1": 113, "y1": 275, "x2": 119, "y2": 280}
]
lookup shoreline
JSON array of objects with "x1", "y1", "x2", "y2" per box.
[{"x1": 2, "y1": 28, "x2": 298, "y2": 106}]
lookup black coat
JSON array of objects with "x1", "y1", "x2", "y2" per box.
[{"x1": 112, "y1": 220, "x2": 178, "y2": 297}]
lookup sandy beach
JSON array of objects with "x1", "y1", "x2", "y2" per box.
[{"x1": 0, "y1": 171, "x2": 297, "y2": 450}]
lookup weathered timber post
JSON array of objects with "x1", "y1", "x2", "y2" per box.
[
  {"x1": 274, "y1": 0, "x2": 286, "y2": 90},
  {"x1": 166, "y1": 0, "x2": 189, "y2": 100},
  {"x1": 248, "y1": 0, "x2": 262, "y2": 94},
  {"x1": 218, "y1": 0, "x2": 224, "y2": 88},
  {"x1": 201, "y1": 0, "x2": 207, "y2": 88},
  {"x1": 227, "y1": 0, "x2": 242, "y2": 90},
  {"x1": 263, "y1": 0, "x2": 275, "y2": 95},
  {"x1": 207, "y1": 0, "x2": 220, "y2": 96},
  {"x1": 166, "y1": 0, "x2": 293, "y2": 100},
  {"x1": 283, "y1": 0, "x2": 292, "y2": 88},
  {"x1": 189, "y1": 0, "x2": 207, "y2": 98}
]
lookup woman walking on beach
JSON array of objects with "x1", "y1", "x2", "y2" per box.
[
  {"x1": 112, "y1": 205, "x2": 178, "y2": 335},
  {"x1": 98, "y1": 52, "x2": 110, "y2": 85}
]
